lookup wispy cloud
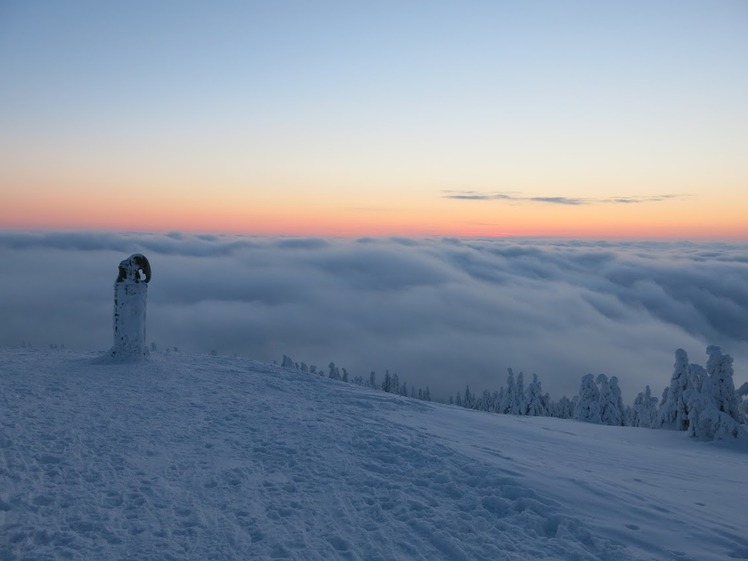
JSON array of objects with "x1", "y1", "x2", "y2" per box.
[
  {"x1": 443, "y1": 191, "x2": 686, "y2": 205},
  {"x1": 529, "y1": 196, "x2": 585, "y2": 205}
]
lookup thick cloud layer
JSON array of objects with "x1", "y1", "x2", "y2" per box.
[{"x1": 1, "y1": 231, "x2": 746, "y2": 402}]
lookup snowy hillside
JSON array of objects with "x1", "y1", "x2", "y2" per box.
[{"x1": 1, "y1": 348, "x2": 747, "y2": 561}]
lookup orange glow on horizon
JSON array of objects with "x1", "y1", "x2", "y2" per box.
[
  {"x1": 2, "y1": 178, "x2": 747, "y2": 241},
  {"x1": 3, "y1": 206, "x2": 748, "y2": 241}
]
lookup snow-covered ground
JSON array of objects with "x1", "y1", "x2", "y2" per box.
[{"x1": 1, "y1": 348, "x2": 746, "y2": 561}]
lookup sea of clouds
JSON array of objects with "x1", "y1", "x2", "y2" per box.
[{"x1": 1, "y1": 231, "x2": 746, "y2": 402}]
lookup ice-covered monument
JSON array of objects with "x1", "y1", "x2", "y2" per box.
[{"x1": 110, "y1": 254, "x2": 151, "y2": 359}]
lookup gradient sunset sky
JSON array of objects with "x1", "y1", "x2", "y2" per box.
[{"x1": 1, "y1": 1, "x2": 747, "y2": 239}]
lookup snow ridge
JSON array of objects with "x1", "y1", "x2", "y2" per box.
[{"x1": 1, "y1": 348, "x2": 747, "y2": 561}]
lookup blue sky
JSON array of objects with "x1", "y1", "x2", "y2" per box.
[{"x1": 1, "y1": 1, "x2": 747, "y2": 236}]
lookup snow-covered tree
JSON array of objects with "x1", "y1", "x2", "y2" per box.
[
  {"x1": 551, "y1": 396, "x2": 575, "y2": 419},
  {"x1": 705, "y1": 346, "x2": 742, "y2": 423},
  {"x1": 483, "y1": 390, "x2": 499, "y2": 413},
  {"x1": 738, "y1": 382, "x2": 748, "y2": 422},
  {"x1": 495, "y1": 387, "x2": 506, "y2": 413},
  {"x1": 624, "y1": 405, "x2": 634, "y2": 426},
  {"x1": 328, "y1": 362, "x2": 341, "y2": 380},
  {"x1": 630, "y1": 385, "x2": 659, "y2": 428},
  {"x1": 475, "y1": 388, "x2": 486, "y2": 410},
  {"x1": 658, "y1": 349, "x2": 694, "y2": 431},
  {"x1": 659, "y1": 386, "x2": 669, "y2": 413},
  {"x1": 381, "y1": 370, "x2": 392, "y2": 393},
  {"x1": 498, "y1": 369, "x2": 528, "y2": 415},
  {"x1": 598, "y1": 374, "x2": 625, "y2": 426},
  {"x1": 463, "y1": 385, "x2": 474, "y2": 409},
  {"x1": 281, "y1": 354, "x2": 296, "y2": 369},
  {"x1": 391, "y1": 373, "x2": 400, "y2": 396},
  {"x1": 369, "y1": 371, "x2": 377, "y2": 388},
  {"x1": 687, "y1": 347, "x2": 746, "y2": 440},
  {"x1": 512, "y1": 372, "x2": 527, "y2": 415},
  {"x1": 525, "y1": 373, "x2": 549, "y2": 417},
  {"x1": 686, "y1": 384, "x2": 745, "y2": 440},
  {"x1": 499, "y1": 369, "x2": 515, "y2": 414},
  {"x1": 574, "y1": 374, "x2": 601, "y2": 423}
]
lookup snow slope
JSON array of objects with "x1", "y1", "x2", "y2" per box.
[{"x1": 1, "y1": 348, "x2": 747, "y2": 561}]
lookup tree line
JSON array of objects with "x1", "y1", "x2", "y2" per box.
[
  {"x1": 279, "y1": 355, "x2": 433, "y2": 402},
  {"x1": 279, "y1": 346, "x2": 747, "y2": 440},
  {"x1": 446, "y1": 346, "x2": 747, "y2": 440}
]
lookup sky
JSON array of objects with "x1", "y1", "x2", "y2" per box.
[
  {"x1": 1, "y1": 0, "x2": 747, "y2": 238},
  {"x1": 1, "y1": 231, "x2": 746, "y2": 402}
]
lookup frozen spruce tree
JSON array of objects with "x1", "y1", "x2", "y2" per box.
[
  {"x1": 484, "y1": 389, "x2": 498, "y2": 412},
  {"x1": 512, "y1": 372, "x2": 528, "y2": 415},
  {"x1": 382, "y1": 370, "x2": 392, "y2": 393},
  {"x1": 281, "y1": 355, "x2": 296, "y2": 369},
  {"x1": 598, "y1": 374, "x2": 625, "y2": 426},
  {"x1": 705, "y1": 346, "x2": 742, "y2": 423},
  {"x1": 687, "y1": 347, "x2": 746, "y2": 439},
  {"x1": 658, "y1": 349, "x2": 694, "y2": 430},
  {"x1": 551, "y1": 396, "x2": 575, "y2": 419},
  {"x1": 738, "y1": 382, "x2": 748, "y2": 422},
  {"x1": 624, "y1": 405, "x2": 634, "y2": 427},
  {"x1": 328, "y1": 362, "x2": 341, "y2": 380},
  {"x1": 630, "y1": 386, "x2": 659, "y2": 428},
  {"x1": 495, "y1": 387, "x2": 506, "y2": 413},
  {"x1": 499, "y1": 369, "x2": 515, "y2": 414},
  {"x1": 463, "y1": 385, "x2": 474, "y2": 409},
  {"x1": 391, "y1": 373, "x2": 400, "y2": 395},
  {"x1": 574, "y1": 374, "x2": 601, "y2": 424},
  {"x1": 525, "y1": 373, "x2": 549, "y2": 417},
  {"x1": 686, "y1": 382, "x2": 745, "y2": 440}
]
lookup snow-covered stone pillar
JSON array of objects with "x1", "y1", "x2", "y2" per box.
[{"x1": 110, "y1": 254, "x2": 151, "y2": 359}]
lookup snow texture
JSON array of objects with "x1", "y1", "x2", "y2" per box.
[{"x1": 1, "y1": 348, "x2": 747, "y2": 561}]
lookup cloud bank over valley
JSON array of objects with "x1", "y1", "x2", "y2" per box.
[{"x1": 1, "y1": 231, "x2": 746, "y2": 401}]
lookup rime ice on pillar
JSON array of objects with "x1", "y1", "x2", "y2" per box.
[{"x1": 110, "y1": 254, "x2": 151, "y2": 359}]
